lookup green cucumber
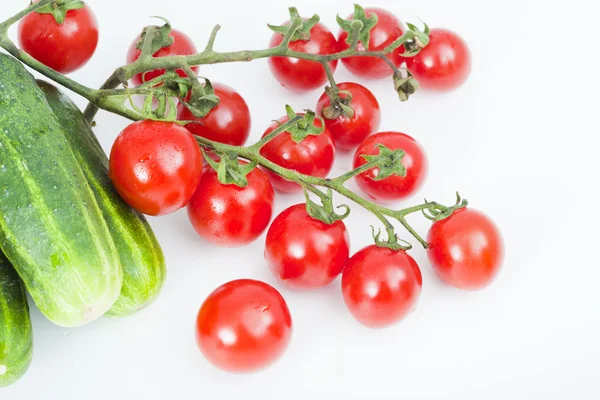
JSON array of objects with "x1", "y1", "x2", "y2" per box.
[
  {"x1": 0, "y1": 252, "x2": 33, "y2": 388},
  {"x1": 38, "y1": 80, "x2": 166, "y2": 317},
  {"x1": 0, "y1": 53, "x2": 122, "y2": 327}
]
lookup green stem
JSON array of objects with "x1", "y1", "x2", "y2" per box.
[
  {"x1": 138, "y1": 26, "x2": 157, "y2": 62},
  {"x1": 332, "y1": 185, "x2": 397, "y2": 244},
  {"x1": 249, "y1": 115, "x2": 303, "y2": 151},
  {"x1": 204, "y1": 25, "x2": 221, "y2": 52},
  {"x1": 322, "y1": 61, "x2": 338, "y2": 91},
  {"x1": 83, "y1": 68, "x2": 128, "y2": 122},
  {"x1": 379, "y1": 56, "x2": 401, "y2": 75},
  {"x1": 299, "y1": 181, "x2": 329, "y2": 202},
  {"x1": 118, "y1": 26, "x2": 418, "y2": 83},
  {"x1": 332, "y1": 160, "x2": 378, "y2": 183},
  {"x1": 279, "y1": 18, "x2": 302, "y2": 48},
  {"x1": 396, "y1": 202, "x2": 439, "y2": 217},
  {"x1": 397, "y1": 216, "x2": 428, "y2": 248}
]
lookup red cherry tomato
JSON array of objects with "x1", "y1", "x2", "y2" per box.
[
  {"x1": 427, "y1": 208, "x2": 504, "y2": 290},
  {"x1": 316, "y1": 82, "x2": 381, "y2": 151},
  {"x1": 126, "y1": 28, "x2": 198, "y2": 86},
  {"x1": 265, "y1": 204, "x2": 350, "y2": 289},
  {"x1": 17, "y1": 3, "x2": 99, "y2": 74},
  {"x1": 338, "y1": 8, "x2": 404, "y2": 79},
  {"x1": 269, "y1": 21, "x2": 338, "y2": 91},
  {"x1": 405, "y1": 28, "x2": 471, "y2": 92},
  {"x1": 353, "y1": 132, "x2": 427, "y2": 202},
  {"x1": 196, "y1": 279, "x2": 293, "y2": 373},
  {"x1": 260, "y1": 116, "x2": 335, "y2": 194},
  {"x1": 342, "y1": 245, "x2": 422, "y2": 328},
  {"x1": 109, "y1": 120, "x2": 202, "y2": 216},
  {"x1": 187, "y1": 164, "x2": 274, "y2": 247},
  {"x1": 177, "y1": 83, "x2": 251, "y2": 146}
]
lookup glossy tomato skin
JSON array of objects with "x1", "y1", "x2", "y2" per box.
[
  {"x1": 265, "y1": 204, "x2": 350, "y2": 289},
  {"x1": 316, "y1": 82, "x2": 381, "y2": 151},
  {"x1": 196, "y1": 279, "x2": 293, "y2": 373},
  {"x1": 17, "y1": 4, "x2": 99, "y2": 73},
  {"x1": 260, "y1": 116, "x2": 335, "y2": 193},
  {"x1": 127, "y1": 29, "x2": 198, "y2": 86},
  {"x1": 269, "y1": 21, "x2": 338, "y2": 91},
  {"x1": 338, "y1": 8, "x2": 404, "y2": 79},
  {"x1": 342, "y1": 245, "x2": 422, "y2": 328},
  {"x1": 187, "y1": 165, "x2": 274, "y2": 247},
  {"x1": 405, "y1": 28, "x2": 471, "y2": 92},
  {"x1": 177, "y1": 83, "x2": 251, "y2": 146},
  {"x1": 427, "y1": 208, "x2": 504, "y2": 290},
  {"x1": 353, "y1": 132, "x2": 427, "y2": 202},
  {"x1": 109, "y1": 120, "x2": 202, "y2": 216}
]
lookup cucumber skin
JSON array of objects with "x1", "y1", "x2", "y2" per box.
[
  {"x1": 0, "y1": 252, "x2": 33, "y2": 388},
  {"x1": 0, "y1": 53, "x2": 122, "y2": 327},
  {"x1": 38, "y1": 81, "x2": 166, "y2": 317}
]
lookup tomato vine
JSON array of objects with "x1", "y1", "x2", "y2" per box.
[{"x1": 0, "y1": 0, "x2": 465, "y2": 251}]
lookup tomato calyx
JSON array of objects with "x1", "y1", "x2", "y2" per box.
[
  {"x1": 304, "y1": 188, "x2": 350, "y2": 225},
  {"x1": 128, "y1": 90, "x2": 178, "y2": 121},
  {"x1": 268, "y1": 7, "x2": 320, "y2": 42},
  {"x1": 178, "y1": 77, "x2": 220, "y2": 119},
  {"x1": 361, "y1": 144, "x2": 407, "y2": 181},
  {"x1": 135, "y1": 17, "x2": 175, "y2": 55},
  {"x1": 402, "y1": 22, "x2": 431, "y2": 57},
  {"x1": 393, "y1": 71, "x2": 420, "y2": 102},
  {"x1": 282, "y1": 105, "x2": 325, "y2": 143},
  {"x1": 336, "y1": 4, "x2": 378, "y2": 50},
  {"x1": 371, "y1": 226, "x2": 412, "y2": 251},
  {"x1": 202, "y1": 150, "x2": 257, "y2": 187},
  {"x1": 422, "y1": 192, "x2": 469, "y2": 221},
  {"x1": 36, "y1": 0, "x2": 84, "y2": 25},
  {"x1": 321, "y1": 86, "x2": 356, "y2": 120}
]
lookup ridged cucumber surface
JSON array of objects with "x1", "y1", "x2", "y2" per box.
[
  {"x1": 0, "y1": 53, "x2": 122, "y2": 327},
  {"x1": 0, "y1": 252, "x2": 33, "y2": 387},
  {"x1": 38, "y1": 80, "x2": 166, "y2": 316}
]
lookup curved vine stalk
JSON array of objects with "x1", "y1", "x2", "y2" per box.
[{"x1": 0, "y1": 1, "x2": 462, "y2": 251}]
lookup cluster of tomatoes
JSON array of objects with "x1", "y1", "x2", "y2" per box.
[{"x1": 17, "y1": 2, "x2": 502, "y2": 374}]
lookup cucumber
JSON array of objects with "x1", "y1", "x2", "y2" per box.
[
  {"x1": 0, "y1": 53, "x2": 122, "y2": 327},
  {"x1": 38, "y1": 80, "x2": 166, "y2": 317},
  {"x1": 0, "y1": 252, "x2": 33, "y2": 388}
]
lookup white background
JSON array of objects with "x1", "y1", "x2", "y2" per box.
[{"x1": 2, "y1": 0, "x2": 600, "y2": 398}]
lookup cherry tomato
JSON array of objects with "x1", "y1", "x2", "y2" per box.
[
  {"x1": 109, "y1": 120, "x2": 202, "y2": 216},
  {"x1": 17, "y1": 2, "x2": 99, "y2": 74},
  {"x1": 353, "y1": 132, "x2": 427, "y2": 202},
  {"x1": 405, "y1": 28, "x2": 471, "y2": 92},
  {"x1": 265, "y1": 204, "x2": 350, "y2": 289},
  {"x1": 126, "y1": 28, "x2": 198, "y2": 86},
  {"x1": 427, "y1": 208, "x2": 504, "y2": 290},
  {"x1": 177, "y1": 83, "x2": 251, "y2": 146},
  {"x1": 260, "y1": 116, "x2": 335, "y2": 194},
  {"x1": 269, "y1": 21, "x2": 338, "y2": 91},
  {"x1": 338, "y1": 8, "x2": 404, "y2": 79},
  {"x1": 196, "y1": 279, "x2": 293, "y2": 373},
  {"x1": 342, "y1": 245, "x2": 422, "y2": 328},
  {"x1": 187, "y1": 164, "x2": 274, "y2": 247},
  {"x1": 316, "y1": 82, "x2": 381, "y2": 151}
]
